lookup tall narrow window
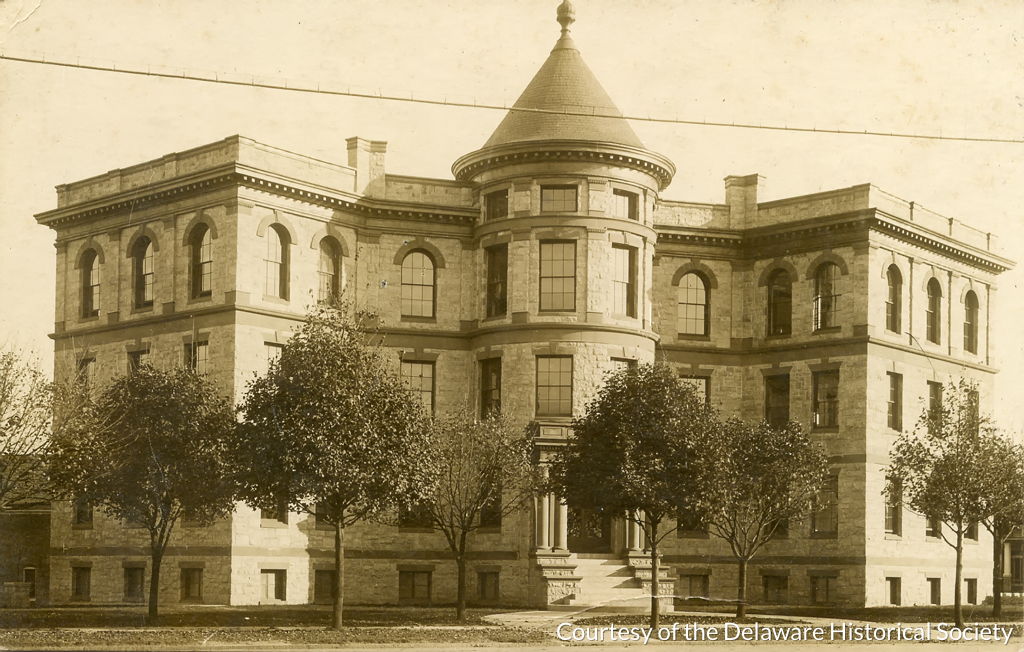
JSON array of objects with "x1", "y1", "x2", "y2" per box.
[
  {"x1": 71, "y1": 567, "x2": 91, "y2": 601},
  {"x1": 887, "y1": 372, "x2": 903, "y2": 431},
  {"x1": 539, "y1": 241, "x2": 575, "y2": 311},
  {"x1": 318, "y1": 238, "x2": 341, "y2": 304},
  {"x1": 764, "y1": 374, "x2": 790, "y2": 428},
  {"x1": 926, "y1": 516, "x2": 942, "y2": 538},
  {"x1": 885, "y1": 265, "x2": 902, "y2": 333},
  {"x1": 885, "y1": 476, "x2": 902, "y2": 535},
  {"x1": 485, "y1": 244, "x2": 508, "y2": 318},
  {"x1": 185, "y1": 341, "x2": 209, "y2": 376},
  {"x1": 132, "y1": 237, "x2": 155, "y2": 309},
  {"x1": 680, "y1": 375, "x2": 710, "y2": 405},
  {"x1": 484, "y1": 189, "x2": 509, "y2": 221},
  {"x1": 400, "y1": 251, "x2": 435, "y2": 318},
  {"x1": 963, "y1": 291, "x2": 979, "y2": 354},
  {"x1": 812, "y1": 370, "x2": 840, "y2": 428},
  {"x1": 611, "y1": 189, "x2": 638, "y2": 220},
  {"x1": 127, "y1": 349, "x2": 149, "y2": 375},
  {"x1": 480, "y1": 358, "x2": 502, "y2": 418},
  {"x1": 540, "y1": 185, "x2": 577, "y2": 212},
  {"x1": 926, "y1": 278, "x2": 942, "y2": 344},
  {"x1": 813, "y1": 263, "x2": 840, "y2": 330},
  {"x1": 766, "y1": 270, "x2": 792, "y2": 336},
  {"x1": 927, "y1": 381, "x2": 943, "y2": 433},
  {"x1": 611, "y1": 245, "x2": 637, "y2": 317},
  {"x1": 180, "y1": 568, "x2": 203, "y2": 602},
  {"x1": 78, "y1": 357, "x2": 95, "y2": 388},
  {"x1": 928, "y1": 577, "x2": 941, "y2": 605},
  {"x1": 81, "y1": 250, "x2": 100, "y2": 318},
  {"x1": 811, "y1": 475, "x2": 839, "y2": 536},
  {"x1": 264, "y1": 225, "x2": 290, "y2": 300},
  {"x1": 677, "y1": 272, "x2": 709, "y2": 336},
  {"x1": 190, "y1": 225, "x2": 213, "y2": 298},
  {"x1": 536, "y1": 356, "x2": 572, "y2": 416},
  {"x1": 401, "y1": 361, "x2": 435, "y2": 413},
  {"x1": 887, "y1": 577, "x2": 902, "y2": 605}
]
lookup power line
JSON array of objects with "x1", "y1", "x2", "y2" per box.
[{"x1": 2, "y1": 51, "x2": 1022, "y2": 145}]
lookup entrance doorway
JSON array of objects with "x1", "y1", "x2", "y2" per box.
[{"x1": 568, "y1": 507, "x2": 612, "y2": 553}]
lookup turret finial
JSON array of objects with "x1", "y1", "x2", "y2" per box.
[{"x1": 556, "y1": 0, "x2": 575, "y2": 35}]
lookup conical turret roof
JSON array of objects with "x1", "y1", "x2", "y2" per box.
[{"x1": 483, "y1": 2, "x2": 644, "y2": 149}]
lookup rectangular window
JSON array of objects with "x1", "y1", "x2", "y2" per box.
[
  {"x1": 678, "y1": 574, "x2": 710, "y2": 600},
  {"x1": 398, "y1": 502, "x2": 433, "y2": 529},
  {"x1": 23, "y1": 567, "x2": 36, "y2": 601},
  {"x1": 314, "y1": 503, "x2": 334, "y2": 531},
  {"x1": 314, "y1": 569, "x2": 337, "y2": 604},
  {"x1": 611, "y1": 245, "x2": 637, "y2": 317},
  {"x1": 264, "y1": 343, "x2": 284, "y2": 372},
  {"x1": 536, "y1": 356, "x2": 573, "y2": 416},
  {"x1": 72, "y1": 498, "x2": 93, "y2": 527},
  {"x1": 539, "y1": 241, "x2": 576, "y2": 311},
  {"x1": 927, "y1": 381, "x2": 943, "y2": 433},
  {"x1": 71, "y1": 567, "x2": 91, "y2": 601},
  {"x1": 611, "y1": 189, "x2": 639, "y2": 220},
  {"x1": 127, "y1": 349, "x2": 149, "y2": 374},
  {"x1": 886, "y1": 577, "x2": 901, "y2": 605},
  {"x1": 928, "y1": 577, "x2": 941, "y2": 605},
  {"x1": 260, "y1": 569, "x2": 287, "y2": 603},
  {"x1": 764, "y1": 374, "x2": 790, "y2": 428},
  {"x1": 185, "y1": 341, "x2": 209, "y2": 376},
  {"x1": 811, "y1": 475, "x2": 839, "y2": 537},
  {"x1": 770, "y1": 518, "x2": 789, "y2": 539},
  {"x1": 680, "y1": 375, "x2": 710, "y2": 404},
  {"x1": 926, "y1": 516, "x2": 942, "y2": 538},
  {"x1": 887, "y1": 372, "x2": 903, "y2": 430},
  {"x1": 400, "y1": 361, "x2": 435, "y2": 414},
  {"x1": 485, "y1": 244, "x2": 508, "y2": 318},
  {"x1": 812, "y1": 370, "x2": 840, "y2": 428},
  {"x1": 810, "y1": 575, "x2": 835, "y2": 604},
  {"x1": 540, "y1": 185, "x2": 578, "y2": 212},
  {"x1": 965, "y1": 521, "x2": 978, "y2": 540},
  {"x1": 484, "y1": 189, "x2": 509, "y2": 221},
  {"x1": 180, "y1": 568, "x2": 203, "y2": 602},
  {"x1": 260, "y1": 504, "x2": 288, "y2": 525},
  {"x1": 78, "y1": 357, "x2": 96, "y2": 388},
  {"x1": 885, "y1": 477, "x2": 902, "y2": 536},
  {"x1": 480, "y1": 358, "x2": 502, "y2": 418},
  {"x1": 478, "y1": 571, "x2": 500, "y2": 603},
  {"x1": 965, "y1": 578, "x2": 977, "y2": 605},
  {"x1": 762, "y1": 575, "x2": 788, "y2": 604},
  {"x1": 479, "y1": 485, "x2": 502, "y2": 528},
  {"x1": 398, "y1": 570, "x2": 432, "y2": 604},
  {"x1": 609, "y1": 358, "x2": 637, "y2": 375},
  {"x1": 124, "y1": 567, "x2": 145, "y2": 602},
  {"x1": 676, "y1": 509, "x2": 707, "y2": 538}
]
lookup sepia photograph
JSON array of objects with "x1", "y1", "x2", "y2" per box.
[{"x1": 0, "y1": 0, "x2": 1022, "y2": 649}]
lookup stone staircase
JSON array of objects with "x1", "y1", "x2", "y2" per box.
[{"x1": 561, "y1": 554, "x2": 656, "y2": 612}]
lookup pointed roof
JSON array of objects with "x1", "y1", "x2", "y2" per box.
[{"x1": 483, "y1": 2, "x2": 644, "y2": 149}]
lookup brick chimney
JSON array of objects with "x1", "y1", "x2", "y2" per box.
[
  {"x1": 346, "y1": 137, "x2": 387, "y2": 198},
  {"x1": 724, "y1": 174, "x2": 765, "y2": 229}
]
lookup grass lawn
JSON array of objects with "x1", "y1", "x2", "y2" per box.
[
  {"x1": 0, "y1": 605, "x2": 549, "y2": 648},
  {"x1": 674, "y1": 602, "x2": 1024, "y2": 624}
]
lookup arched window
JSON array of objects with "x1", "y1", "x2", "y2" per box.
[
  {"x1": 132, "y1": 237, "x2": 154, "y2": 309},
  {"x1": 189, "y1": 225, "x2": 213, "y2": 298},
  {"x1": 318, "y1": 238, "x2": 342, "y2": 304},
  {"x1": 264, "y1": 225, "x2": 289, "y2": 300},
  {"x1": 885, "y1": 265, "x2": 902, "y2": 333},
  {"x1": 926, "y1": 278, "x2": 942, "y2": 344},
  {"x1": 401, "y1": 250, "x2": 435, "y2": 318},
  {"x1": 766, "y1": 269, "x2": 792, "y2": 336},
  {"x1": 963, "y1": 291, "x2": 979, "y2": 354},
  {"x1": 813, "y1": 263, "x2": 840, "y2": 330},
  {"x1": 81, "y1": 250, "x2": 100, "y2": 318},
  {"x1": 677, "y1": 272, "x2": 709, "y2": 336}
]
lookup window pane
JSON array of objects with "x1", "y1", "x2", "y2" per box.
[
  {"x1": 887, "y1": 372, "x2": 902, "y2": 430},
  {"x1": 485, "y1": 245, "x2": 508, "y2": 317},
  {"x1": 767, "y1": 271, "x2": 791, "y2": 336},
  {"x1": 813, "y1": 370, "x2": 839, "y2": 427},
  {"x1": 611, "y1": 189, "x2": 638, "y2": 219},
  {"x1": 484, "y1": 190, "x2": 509, "y2": 220},
  {"x1": 401, "y1": 251, "x2": 435, "y2": 317},
  {"x1": 536, "y1": 356, "x2": 572, "y2": 416},
  {"x1": 192, "y1": 227, "x2": 213, "y2": 297},
  {"x1": 964, "y1": 292, "x2": 978, "y2": 353},
  {"x1": 480, "y1": 358, "x2": 501, "y2": 418},
  {"x1": 265, "y1": 226, "x2": 288, "y2": 299},
  {"x1": 677, "y1": 273, "x2": 708, "y2": 335},
  {"x1": 539, "y1": 242, "x2": 576, "y2": 311},
  {"x1": 401, "y1": 361, "x2": 434, "y2": 413},
  {"x1": 926, "y1": 279, "x2": 942, "y2": 343},
  {"x1": 764, "y1": 374, "x2": 790, "y2": 427},
  {"x1": 680, "y1": 375, "x2": 709, "y2": 404},
  {"x1": 318, "y1": 239, "x2": 340, "y2": 304},
  {"x1": 813, "y1": 264, "x2": 839, "y2": 330},
  {"x1": 541, "y1": 186, "x2": 578, "y2": 212},
  {"x1": 885, "y1": 266, "x2": 901, "y2": 333},
  {"x1": 611, "y1": 246, "x2": 636, "y2": 317}
]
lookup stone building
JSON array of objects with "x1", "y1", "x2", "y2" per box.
[{"x1": 35, "y1": 3, "x2": 1013, "y2": 609}]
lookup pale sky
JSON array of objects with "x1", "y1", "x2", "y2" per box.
[{"x1": 1, "y1": 0, "x2": 1021, "y2": 427}]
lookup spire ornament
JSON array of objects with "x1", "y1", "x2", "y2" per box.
[{"x1": 556, "y1": 0, "x2": 575, "y2": 35}]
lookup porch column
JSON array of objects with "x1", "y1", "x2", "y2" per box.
[
  {"x1": 537, "y1": 492, "x2": 550, "y2": 550},
  {"x1": 629, "y1": 510, "x2": 642, "y2": 551},
  {"x1": 555, "y1": 498, "x2": 569, "y2": 551}
]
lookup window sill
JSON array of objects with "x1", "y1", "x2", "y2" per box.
[
  {"x1": 482, "y1": 314, "x2": 507, "y2": 322},
  {"x1": 811, "y1": 426, "x2": 839, "y2": 433},
  {"x1": 536, "y1": 414, "x2": 573, "y2": 421},
  {"x1": 131, "y1": 306, "x2": 154, "y2": 315},
  {"x1": 677, "y1": 333, "x2": 711, "y2": 342},
  {"x1": 764, "y1": 333, "x2": 792, "y2": 340},
  {"x1": 884, "y1": 533, "x2": 902, "y2": 540},
  {"x1": 262, "y1": 295, "x2": 290, "y2": 305},
  {"x1": 400, "y1": 316, "x2": 437, "y2": 324},
  {"x1": 79, "y1": 314, "x2": 100, "y2": 322},
  {"x1": 537, "y1": 310, "x2": 577, "y2": 316},
  {"x1": 812, "y1": 326, "x2": 841, "y2": 335},
  {"x1": 187, "y1": 294, "x2": 213, "y2": 305},
  {"x1": 809, "y1": 532, "x2": 838, "y2": 539},
  {"x1": 71, "y1": 524, "x2": 93, "y2": 530},
  {"x1": 260, "y1": 520, "x2": 288, "y2": 529}
]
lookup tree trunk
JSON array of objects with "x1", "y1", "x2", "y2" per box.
[
  {"x1": 954, "y1": 530, "x2": 964, "y2": 628},
  {"x1": 736, "y1": 558, "x2": 747, "y2": 618},
  {"x1": 147, "y1": 547, "x2": 163, "y2": 625},
  {"x1": 649, "y1": 520, "x2": 660, "y2": 631},
  {"x1": 455, "y1": 554, "x2": 467, "y2": 622},
  {"x1": 333, "y1": 522, "x2": 345, "y2": 629},
  {"x1": 992, "y1": 528, "x2": 1003, "y2": 618}
]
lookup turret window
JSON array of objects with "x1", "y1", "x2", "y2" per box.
[
  {"x1": 539, "y1": 241, "x2": 576, "y2": 311},
  {"x1": 611, "y1": 245, "x2": 637, "y2": 318},
  {"x1": 484, "y1": 190, "x2": 509, "y2": 220},
  {"x1": 611, "y1": 189, "x2": 638, "y2": 220},
  {"x1": 540, "y1": 185, "x2": 577, "y2": 213}
]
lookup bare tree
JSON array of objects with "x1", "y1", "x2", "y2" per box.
[{"x1": 0, "y1": 350, "x2": 52, "y2": 511}]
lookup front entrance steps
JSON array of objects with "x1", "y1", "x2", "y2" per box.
[{"x1": 557, "y1": 554, "x2": 669, "y2": 612}]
